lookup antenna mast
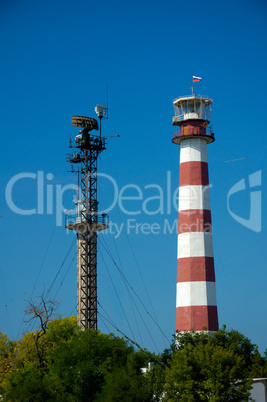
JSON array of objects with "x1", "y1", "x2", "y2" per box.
[{"x1": 65, "y1": 105, "x2": 108, "y2": 330}]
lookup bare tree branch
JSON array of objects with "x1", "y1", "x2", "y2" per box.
[{"x1": 24, "y1": 292, "x2": 60, "y2": 368}]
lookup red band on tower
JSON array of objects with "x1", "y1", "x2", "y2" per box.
[
  {"x1": 176, "y1": 306, "x2": 219, "y2": 332},
  {"x1": 179, "y1": 161, "x2": 209, "y2": 186},
  {"x1": 178, "y1": 209, "x2": 212, "y2": 234},
  {"x1": 177, "y1": 257, "x2": 215, "y2": 282}
]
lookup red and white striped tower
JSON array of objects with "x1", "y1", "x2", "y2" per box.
[{"x1": 172, "y1": 94, "x2": 219, "y2": 332}]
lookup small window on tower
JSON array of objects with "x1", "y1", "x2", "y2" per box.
[
  {"x1": 195, "y1": 100, "x2": 201, "y2": 113},
  {"x1": 187, "y1": 101, "x2": 194, "y2": 113},
  {"x1": 181, "y1": 103, "x2": 187, "y2": 114}
]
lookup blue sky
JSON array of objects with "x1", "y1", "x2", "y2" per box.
[{"x1": 0, "y1": 0, "x2": 267, "y2": 354}]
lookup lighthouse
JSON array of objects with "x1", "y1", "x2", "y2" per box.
[{"x1": 172, "y1": 94, "x2": 219, "y2": 332}]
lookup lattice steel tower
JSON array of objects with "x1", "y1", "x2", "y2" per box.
[{"x1": 65, "y1": 105, "x2": 108, "y2": 330}]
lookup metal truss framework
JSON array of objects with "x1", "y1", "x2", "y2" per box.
[
  {"x1": 80, "y1": 148, "x2": 98, "y2": 329},
  {"x1": 67, "y1": 131, "x2": 106, "y2": 330}
]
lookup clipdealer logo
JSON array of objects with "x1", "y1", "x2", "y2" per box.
[
  {"x1": 4, "y1": 171, "x2": 181, "y2": 227},
  {"x1": 4, "y1": 170, "x2": 262, "y2": 234},
  {"x1": 5, "y1": 172, "x2": 77, "y2": 227},
  {"x1": 227, "y1": 170, "x2": 262, "y2": 233}
]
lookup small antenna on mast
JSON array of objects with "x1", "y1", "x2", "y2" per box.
[
  {"x1": 95, "y1": 88, "x2": 109, "y2": 137},
  {"x1": 95, "y1": 104, "x2": 107, "y2": 138}
]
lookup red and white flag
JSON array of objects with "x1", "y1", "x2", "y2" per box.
[{"x1": 193, "y1": 75, "x2": 202, "y2": 82}]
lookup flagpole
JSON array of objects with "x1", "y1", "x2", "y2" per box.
[{"x1": 192, "y1": 75, "x2": 202, "y2": 93}]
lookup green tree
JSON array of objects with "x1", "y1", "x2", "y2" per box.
[
  {"x1": 2, "y1": 316, "x2": 266, "y2": 401},
  {"x1": 142, "y1": 360, "x2": 167, "y2": 402},
  {"x1": 251, "y1": 348, "x2": 267, "y2": 378},
  {"x1": 174, "y1": 326, "x2": 261, "y2": 376},
  {"x1": 0, "y1": 332, "x2": 17, "y2": 394},
  {"x1": 3, "y1": 364, "x2": 66, "y2": 402},
  {"x1": 2, "y1": 316, "x2": 155, "y2": 401},
  {"x1": 50, "y1": 329, "x2": 154, "y2": 401},
  {"x1": 97, "y1": 348, "x2": 155, "y2": 401},
  {"x1": 164, "y1": 342, "x2": 252, "y2": 401},
  {"x1": 2, "y1": 315, "x2": 80, "y2": 401}
]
